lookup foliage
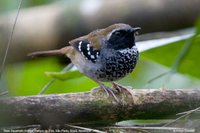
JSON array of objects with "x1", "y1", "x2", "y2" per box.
[
  {"x1": 0, "y1": 0, "x2": 55, "y2": 13},
  {"x1": 1, "y1": 1, "x2": 200, "y2": 96},
  {"x1": 5, "y1": 20, "x2": 200, "y2": 95}
]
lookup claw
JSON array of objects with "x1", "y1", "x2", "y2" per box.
[
  {"x1": 112, "y1": 82, "x2": 134, "y2": 99},
  {"x1": 100, "y1": 84, "x2": 119, "y2": 102}
]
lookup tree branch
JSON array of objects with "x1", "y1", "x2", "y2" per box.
[{"x1": 0, "y1": 88, "x2": 200, "y2": 127}]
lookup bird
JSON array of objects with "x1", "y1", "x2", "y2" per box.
[{"x1": 28, "y1": 23, "x2": 140, "y2": 101}]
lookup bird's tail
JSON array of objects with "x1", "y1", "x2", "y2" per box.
[{"x1": 27, "y1": 47, "x2": 70, "y2": 58}]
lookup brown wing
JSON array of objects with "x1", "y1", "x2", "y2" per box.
[
  {"x1": 69, "y1": 31, "x2": 101, "y2": 50},
  {"x1": 69, "y1": 34, "x2": 100, "y2": 63}
]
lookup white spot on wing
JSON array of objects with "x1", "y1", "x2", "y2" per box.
[
  {"x1": 91, "y1": 55, "x2": 95, "y2": 59},
  {"x1": 96, "y1": 51, "x2": 99, "y2": 58},
  {"x1": 78, "y1": 41, "x2": 82, "y2": 51},
  {"x1": 87, "y1": 44, "x2": 90, "y2": 51}
]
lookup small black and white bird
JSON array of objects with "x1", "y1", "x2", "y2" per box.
[{"x1": 28, "y1": 23, "x2": 140, "y2": 101}]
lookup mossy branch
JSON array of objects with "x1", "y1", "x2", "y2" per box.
[{"x1": 0, "y1": 88, "x2": 200, "y2": 127}]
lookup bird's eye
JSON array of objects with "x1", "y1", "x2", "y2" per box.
[
  {"x1": 112, "y1": 30, "x2": 127, "y2": 37},
  {"x1": 113, "y1": 31, "x2": 121, "y2": 36}
]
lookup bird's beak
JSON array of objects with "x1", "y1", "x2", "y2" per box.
[{"x1": 132, "y1": 27, "x2": 141, "y2": 36}]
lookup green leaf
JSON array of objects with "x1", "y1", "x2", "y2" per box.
[
  {"x1": 5, "y1": 58, "x2": 97, "y2": 96},
  {"x1": 5, "y1": 58, "x2": 63, "y2": 96},
  {"x1": 118, "y1": 57, "x2": 200, "y2": 89},
  {"x1": 141, "y1": 34, "x2": 200, "y2": 79},
  {"x1": 45, "y1": 70, "x2": 84, "y2": 81},
  {"x1": 195, "y1": 17, "x2": 200, "y2": 35},
  {"x1": 44, "y1": 77, "x2": 97, "y2": 94}
]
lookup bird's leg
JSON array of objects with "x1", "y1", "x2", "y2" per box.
[
  {"x1": 112, "y1": 82, "x2": 134, "y2": 97},
  {"x1": 100, "y1": 84, "x2": 119, "y2": 102},
  {"x1": 96, "y1": 82, "x2": 119, "y2": 102}
]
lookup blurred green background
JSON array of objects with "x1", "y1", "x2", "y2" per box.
[{"x1": 0, "y1": 0, "x2": 200, "y2": 97}]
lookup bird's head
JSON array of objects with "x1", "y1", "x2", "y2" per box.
[{"x1": 103, "y1": 23, "x2": 141, "y2": 50}]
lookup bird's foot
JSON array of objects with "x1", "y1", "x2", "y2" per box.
[
  {"x1": 112, "y1": 82, "x2": 134, "y2": 98},
  {"x1": 99, "y1": 84, "x2": 119, "y2": 102}
]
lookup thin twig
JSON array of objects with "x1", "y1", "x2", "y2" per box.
[
  {"x1": 176, "y1": 108, "x2": 200, "y2": 115},
  {"x1": 39, "y1": 63, "x2": 73, "y2": 94},
  {"x1": 65, "y1": 124, "x2": 106, "y2": 133},
  {"x1": 39, "y1": 79, "x2": 55, "y2": 95},
  {"x1": 108, "y1": 126, "x2": 195, "y2": 132},
  {"x1": 0, "y1": 0, "x2": 23, "y2": 79},
  {"x1": 171, "y1": 35, "x2": 195, "y2": 72},
  {"x1": 163, "y1": 106, "x2": 200, "y2": 127},
  {"x1": 144, "y1": 34, "x2": 196, "y2": 87},
  {"x1": 144, "y1": 71, "x2": 170, "y2": 86},
  {"x1": 0, "y1": 91, "x2": 8, "y2": 96},
  {"x1": 0, "y1": 125, "x2": 41, "y2": 130}
]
